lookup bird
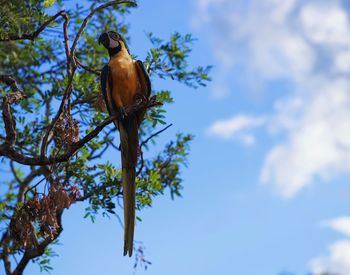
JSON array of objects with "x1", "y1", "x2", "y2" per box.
[{"x1": 98, "y1": 30, "x2": 151, "y2": 257}]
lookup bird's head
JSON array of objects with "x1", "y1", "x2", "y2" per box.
[{"x1": 98, "y1": 31, "x2": 128, "y2": 57}]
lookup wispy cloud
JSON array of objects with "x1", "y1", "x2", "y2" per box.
[
  {"x1": 309, "y1": 217, "x2": 350, "y2": 274},
  {"x1": 322, "y1": 217, "x2": 350, "y2": 237},
  {"x1": 195, "y1": 0, "x2": 350, "y2": 197},
  {"x1": 206, "y1": 115, "x2": 265, "y2": 145}
]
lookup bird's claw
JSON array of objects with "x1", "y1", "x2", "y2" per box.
[
  {"x1": 135, "y1": 93, "x2": 147, "y2": 105},
  {"x1": 118, "y1": 107, "x2": 127, "y2": 119}
]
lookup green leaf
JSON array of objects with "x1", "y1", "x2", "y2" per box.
[{"x1": 44, "y1": 0, "x2": 56, "y2": 8}]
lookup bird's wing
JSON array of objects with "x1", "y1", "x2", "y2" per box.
[{"x1": 135, "y1": 60, "x2": 151, "y2": 96}]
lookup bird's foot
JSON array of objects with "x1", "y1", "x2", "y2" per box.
[
  {"x1": 135, "y1": 93, "x2": 147, "y2": 105},
  {"x1": 118, "y1": 106, "x2": 127, "y2": 120}
]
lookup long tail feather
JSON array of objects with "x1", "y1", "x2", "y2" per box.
[{"x1": 119, "y1": 116, "x2": 138, "y2": 257}]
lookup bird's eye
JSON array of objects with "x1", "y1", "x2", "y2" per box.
[{"x1": 109, "y1": 32, "x2": 119, "y2": 41}]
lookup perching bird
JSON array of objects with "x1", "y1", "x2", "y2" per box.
[{"x1": 98, "y1": 31, "x2": 151, "y2": 257}]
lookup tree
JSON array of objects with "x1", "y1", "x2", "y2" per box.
[{"x1": 0, "y1": 0, "x2": 211, "y2": 274}]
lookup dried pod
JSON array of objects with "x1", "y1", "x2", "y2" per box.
[
  {"x1": 54, "y1": 187, "x2": 71, "y2": 210},
  {"x1": 9, "y1": 184, "x2": 78, "y2": 250},
  {"x1": 70, "y1": 119, "x2": 79, "y2": 144},
  {"x1": 68, "y1": 184, "x2": 82, "y2": 202},
  {"x1": 9, "y1": 207, "x2": 38, "y2": 249},
  {"x1": 53, "y1": 115, "x2": 66, "y2": 147},
  {"x1": 53, "y1": 112, "x2": 80, "y2": 148}
]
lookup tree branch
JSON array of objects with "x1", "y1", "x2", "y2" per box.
[
  {"x1": 3, "y1": 253, "x2": 11, "y2": 275},
  {"x1": 0, "y1": 81, "x2": 26, "y2": 146},
  {"x1": 1, "y1": 95, "x2": 161, "y2": 166},
  {"x1": 10, "y1": 161, "x2": 22, "y2": 185},
  {"x1": 0, "y1": 75, "x2": 23, "y2": 93}
]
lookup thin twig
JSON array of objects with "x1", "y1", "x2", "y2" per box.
[
  {"x1": 40, "y1": 72, "x2": 75, "y2": 158},
  {"x1": 77, "y1": 183, "x2": 122, "y2": 202},
  {"x1": 40, "y1": 11, "x2": 71, "y2": 158},
  {"x1": 140, "y1": 124, "x2": 173, "y2": 147},
  {"x1": 62, "y1": 12, "x2": 71, "y2": 75},
  {"x1": 74, "y1": 57, "x2": 101, "y2": 76},
  {"x1": 18, "y1": 168, "x2": 45, "y2": 203},
  {"x1": 137, "y1": 124, "x2": 173, "y2": 176},
  {"x1": 0, "y1": 10, "x2": 67, "y2": 42},
  {"x1": 70, "y1": 0, "x2": 137, "y2": 61},
  {"x1": 10, "y1": 161, "x2": 22, "y2": 184}
]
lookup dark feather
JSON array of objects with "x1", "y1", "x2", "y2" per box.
[
  {"x1": 100, "y1": 64, "x2": 119, "y2": 129},
  {"x1": 136, "y1": 60, "x2": 151, "y2": 96}
]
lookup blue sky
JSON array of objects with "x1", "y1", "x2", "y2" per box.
[{"x1": 19, "y1": 0, "x2": 350, "y2": 274}]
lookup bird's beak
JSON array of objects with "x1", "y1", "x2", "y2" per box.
[
  {"x1": 98, "y1": 32, "x2": 109, "y2": 47},
  {"x1": 98, "y1": 33, "x2": 104, "y2": 45}
]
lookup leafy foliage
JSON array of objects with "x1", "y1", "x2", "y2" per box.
[
  {"x1": 0, "y1": 0, "x2": 210, "y2": 274},
  {"x1": 146, "y1": 32, "x2": 212, "y2": 88},
  {"x1": 0, "y1": 0, "x2": 46, "y2": 40}
]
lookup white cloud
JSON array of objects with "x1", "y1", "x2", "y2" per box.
[
  {"x1": 322, "y1": 217, "x2": 350, "y2": 237},
  {"x1": 266, "y1": 0, "x2": 296, "y2": 24},
  {"x1": 207, "y1": 115, "x2": 264, "y2": 144},
  {"x1": 334, "y1": 49, "x2": 350, "y2": 73},
  {"x1": 310, "y1": 240, "x2": 350, "y2": 275},
  {"x1": 261, "y1": 79, "x2": 350, "y2": 197},
  {"x1": 195, "y1": 0, "x2": 350, "y2": 197},
  {"x1": 300, "y1": 3, "x2": 350, "y2": 47},
  {"x1": 309, "y1": 217, "x2": 350, "y2": 274}
]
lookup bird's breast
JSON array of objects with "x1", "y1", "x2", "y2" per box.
[{"x1": 109, "y1": 58, "x2": 141, "y2": 106}]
